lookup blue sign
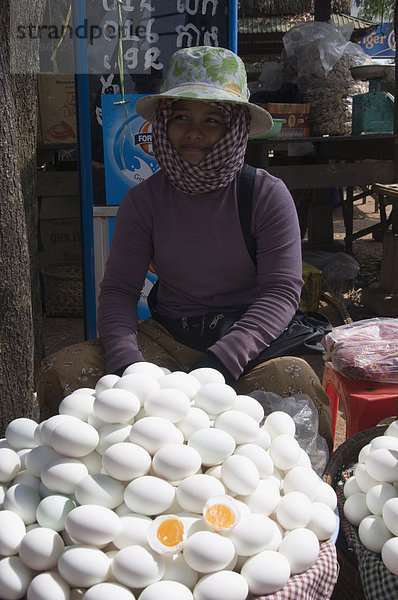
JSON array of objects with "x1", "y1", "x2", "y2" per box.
[{"x1": 358, "y1": 22, "x2": 395, "y2": 59}]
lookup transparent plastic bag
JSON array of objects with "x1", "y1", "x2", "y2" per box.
[
  {"x1": 322, "y1": 318, "x2": 398, "y2": 383},
  {"x1": 250, "y1": 390, "x2": 330, "y2": 475}
]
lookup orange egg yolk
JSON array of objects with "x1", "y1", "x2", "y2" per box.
[
  {"x1": 156, "y1": 518, "x2": 185, "y2": 547},
  {"x1": 205, "y1": 504, "x2": 235, "y2": 529}
]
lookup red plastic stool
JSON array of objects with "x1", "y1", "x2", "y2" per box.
[{"x1": 322, "y1": 365, "x2": 398, "y2": 442}]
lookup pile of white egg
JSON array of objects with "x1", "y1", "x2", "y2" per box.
[
  {"x1": 0, "y1": 362, "x2": 338, "y2": 600},
  {"x1": 343, "y1": 420, "x2": 398, "y2": 576}
]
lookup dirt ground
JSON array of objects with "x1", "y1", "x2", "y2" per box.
[{"x1": 41, "y1": 192, "x2": 391, "y2": 452}]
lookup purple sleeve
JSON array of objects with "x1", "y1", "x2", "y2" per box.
[
  {"x1": 97, "y1": 189, "x2": 152, "y2": 373},
  {"x1": 208, "y1": 170, "x2": 303, "y2": 379}
]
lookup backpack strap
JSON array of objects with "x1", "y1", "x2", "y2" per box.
[{"x1": 238, "y1": 163, "x2": 257, "y2": 266}]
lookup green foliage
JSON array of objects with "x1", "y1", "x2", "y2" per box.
[{"x1": 358, "y1": 0, "x2": 394, "y2": 22}]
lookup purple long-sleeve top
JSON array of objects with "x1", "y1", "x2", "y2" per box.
[{"x1": 97, "y1": 166, "x2": 303, "y2": 379}]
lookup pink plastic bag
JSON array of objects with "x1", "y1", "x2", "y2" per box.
[{"x1": 322, "y1": 318, "x2": 398, "y2": 383}]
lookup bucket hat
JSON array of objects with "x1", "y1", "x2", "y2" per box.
[{"x1": 135, "y1": 46, "x2": 273, "y2": 137}]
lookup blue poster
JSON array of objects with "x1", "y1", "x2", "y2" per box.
[
  {"x1": 101, "y1": 93, "x2": 159, "y2": 206},
  {"x1": 358, "y1": 22, "x2": 395, "y2": 59}
]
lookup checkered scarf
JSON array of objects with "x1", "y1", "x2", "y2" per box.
[{"x1": 152, "y1": 99, "x2": 251, "y2": 195}]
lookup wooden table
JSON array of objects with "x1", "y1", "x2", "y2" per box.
[{"x1": 245, "y1": 133, "x2": 398, "y2": 253}]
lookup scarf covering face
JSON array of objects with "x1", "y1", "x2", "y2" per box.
[{"x1": 151, "y1": 99, "x2": 251, "y2": 195}]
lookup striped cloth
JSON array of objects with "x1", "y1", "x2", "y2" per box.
[{"x1": 253, "y1": 540, "x2": 339, "y2": 600}]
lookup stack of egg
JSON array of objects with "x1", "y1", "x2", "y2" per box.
[
  {"x1": 343, "y1": 420, "x2": 398, "y2": 575},
  {"x1": 0, "y1": 362, "x2": 338, "y2": 600}
]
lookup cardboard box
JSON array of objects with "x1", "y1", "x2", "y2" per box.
[
  {"x1": 39, "y1": 217, "x2": 81, "y2": 269},
  {"x1": 300, "y1": 261, "x2": 322, "y2": 311},
  {"x1": 262, "y1": 103, "x2": 311, "y2": 138},
  {"x1": 38, "y1": 74, "x2": 77, "y2": 144}
]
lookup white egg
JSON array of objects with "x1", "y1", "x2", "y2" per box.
[
  {"x1": 282, "y1": 466, "x2": 320, "y2": 500},
  {"x1": 371, "y1": 435, "x2": 398, "y2": 452},
  {"x1": 234, "y1": 444, "x2": 274, "y2": 478},
  {"x1": 193, "y1": 570, "x2": 248, "y2": 600},
  {"x1": 176, "y1": 512, "x2": 206, "y2": 537},
  {"x1": 79, "y1": 450, "x2": 103, "y2": 474},
  {"x1": 275, "y1": 491, "x2": 312, "y2": 530},
  {"x1": 237, "y1": 478, "x2": 281, "y2": 516},
  {"x1": 65, "y1": 504, "x2": 121, "y2": 546},
  {"x1": 39, "y1": 415, "x2": 80, "y2": 446},
  {"x1": 146, "y1": 514, "x2": 186, "y2": 554},
  {"x1": 97, "y1": 424, "x2": 132, "y2": 455},
  {"x1": 58, "y1": 391, "x2": 95, "y2": 421},
  {"x1": 262, "y1": 519, "x2": 284, "y2": 551},
  {"x1": 58, "y1": 545, "x2": 111, "y2": 587},
  {"x1": 176, "y1": 474, "x2": 225, "y2": 513},
  {"x1": 353, "y1": 463, "x2": 380, "y2": 492},
  {"x1": 193, "y1": 383, "x2": 236, "y2": 415},
  {"x1": 13, "y1": 471, "x2": 41, "y2": 493},
  {"x1": 112, "y1": 545, "x2": 165, "y2": 588},
  {"x1": 382, "y1": 497, "x2": 398, "y2": 536},
  {"x1": 232, "y1": 395, "x2": 264, "y2": 423},
  {"x1": 0, "y1": 556, "x2": 33, "y2": 600},
  {"x1": 263, "y1": 411, "x2": 296, "y2": 439},
  {"x1": 250, "y1": 427, "x2": 271, "y2": 450},
  {"x1": 220, "y1": 455, "x2": 259, "y2": 495},
  {"x1": 36, "y1": 494, "x2": 76, "y2": 531},
  {"x1": 203, "y1": 495, "x2": 241, "y2": 532},
  {"x1": 18, "y1": 527, "x2": 65, "y2": 570},
  {"x1": 26, "y1": 571, "x2": 70, "y2": 600},
  {"x1": 80, "y1": 582, "x2": 136, "y2": 599},
  {"x1": 3, "y1": 483, "x2": 41, "y2": 524},
  {"x1": 0, "y1": 483, "x2": 6, "y2": 509},
  {"x1": 386, "y1": 420, "x2": 398, "y2": 438},
  {"x1": 74, "y1": 474, "x2": 125, "y2": 508},
  {"x1": 41, "y1": 457, "x2": 89, "y2": 494},
  {"x1": 95, "y1": 373, "x2": 121, "y2": 394},
  {"x1": 228, "y1": 512, "x2": 275, "y2": 555},
  {"x1": 307, "y1": 502, "x2": 338, "y2": 541},
  {"x1": 140, "y1": 580, "x2": 193, "y2": 600},
  {"x1": 152, "y1": 444, "x2": 202, "y2": 482},
  {"x1": 163, "y1": 553, "x2": 198, "y2": 590},
  {"x1": 279, "y1": 528, "x2": 319, "y2": 574},
  {"x1": 176, "y1": 407, "x2": 211, "y2": 440},
  {"x1": 94, "y1": 388, "x2": 141, "y2": 423},
  {"x1": 0, "y1": 510, "x2": 26, "y2": 555},
  {"x1": 123, "y1": 361, "x2": 165, "y2": 379},
  {"x1": 343, "y1": 492, "x2": 371, "y2": 527},
  {"x1": 358, "y1": 444, "x2": 372, "y2": 464},
  {"x1": 366, "y1": 448, "x2": 398, "y2": 483},
  {"x1": 113, "y1": 372, "x2": 160, "y2": 405},
  {"x1": 343, "y1": 475, "x2": 362, "y2": 499},
  {"x1": 144, "y1": 388, "x2": 191, "y2": 423},
  {"x1": 315, "y1": 479, "x2": 338, "y2": 510},
  {"x1": 381, "y1": 536, "x2": 398, "y2": 575},
  {"x1": 124, "y1": 475, "x2": 175, "y2": 515},
  {"x1": 366, "y1": 482, "x2": 398, "y2": 516},
  {"x1": 16, "y1": 449, "x2": 31, "y2": 470},
  {"x1": 130, "y1": 417, "x2": 184, "y2": 455},
  {"x1": 189, "y1": 367, "x2": 225, "y2": 386},
  {"x1": 183, "y1": 530, "x2": 235, "y2": 573},
  {"x1": 50, "y1": 418, "x2": 99, "y2": 458},
  {"x1": 25, "y1": 445, "x2": 62, "y2": 477},
  {"x1": 113, "y1": 513, "x2": 152, "y2": 549},
  {"x1": 187, "y1": 428, "x2": 235, "y2": 466},
  {"x1": 158, "y1": 372, "x2": 200, "y2": 398},
  {"x1": 269, "y1": 434, "x2": 301, "y2": 471},
  {"x1": 217, "y1": 413, "x2": 259, "y2": 448},
  {"x1": 5, "y1": 418, "x2": 39, "y2": 450},
  {"x1": 102, "y1": 442, "x2": 151, "y2": 481},
  {"x1": 0, "y1": 447, "x2": 21, "y2": 482},
  {"x1": 241, "y1": 550, "x2": 291, "y2": 595},
  {"x1": 359, "y1": 515, "x2": 393, "y2": 553}
]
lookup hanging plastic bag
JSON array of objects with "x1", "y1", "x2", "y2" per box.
[{"x1": 322, "y1": 318, "x2": 398, "y2": 383}]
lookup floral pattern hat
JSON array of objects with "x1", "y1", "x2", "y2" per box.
[{"x1": 135, "y1": 46, "x2": 273, "y2": 137}]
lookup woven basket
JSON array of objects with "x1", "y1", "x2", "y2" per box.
[
  {"x1": 322, "y1": 426, "x2": 388, "y2": 600},
  {"x1": 42, "y1": 264, "x2": 83, "y2": 318}
]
